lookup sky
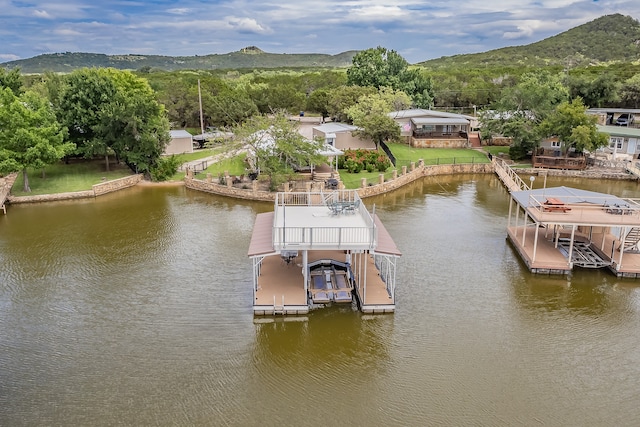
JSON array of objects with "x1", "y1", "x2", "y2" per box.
[{"x1": 1, "y1": 0, "x2": 640, "y2": 64}]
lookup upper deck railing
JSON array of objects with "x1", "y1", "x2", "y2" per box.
[{"x1": 272, "y1": 190, "x2": 377, "y2": 250}]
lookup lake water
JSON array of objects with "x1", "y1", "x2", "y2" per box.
[{"x1": 1, "y1": 175, "x2": 639, "y2": 426}]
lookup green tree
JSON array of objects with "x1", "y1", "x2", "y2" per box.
[
  {"x1": 620, "y1": 74, "x2": 640, "y2": 108},
  {"x1": 347, "y1": 46, "x2": 434, "y2": 108},
  {"x1": 346, "y1": 87, "x2": 409, "y2": 146},
  {"x1": 58, "y1": 68, "x2": 170, "y2": 175},
  {"x1": 327, "y1": 85, "x2": 376, "y2": 122},
  {"x1": 539, "y1": 98, "x2": 608, "y2": 153},
  {"x1": 0, "y1": 68, "x2": 23, "y2": 95},
  {"x1": 306, "y1": 88, "x2": 331, "y2": 122},
  {"x1": 234, "y1": 113, "x2": 327, "y2": 190},
  {"x1": 481, "y1": 71, "x2": 569, "y2": 160},
  {"x1": 0, "y1": 88, "x2": 74, "y2": 192}
]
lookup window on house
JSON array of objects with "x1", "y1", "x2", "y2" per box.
[
  {"x1": 550, "y1": 140, "x2": 561, "y2": 148},
  {"x1": 609, "y1": 137, "x2": 623, "y2": 149}
]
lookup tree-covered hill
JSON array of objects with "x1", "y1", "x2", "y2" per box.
[
  {"x1": 0, "y1": 46, "x2": 357, "y2": 73},
  {"x1": 420, "y1": 14, "x2": 640, "y2": 69}
]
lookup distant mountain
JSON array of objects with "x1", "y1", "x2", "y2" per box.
[
  {"x1": 0, "y1": 46, "x2": 358, "y2": 73},
  {"x1": 419, "y1": 14, "x2": 640, "y2": 69}
]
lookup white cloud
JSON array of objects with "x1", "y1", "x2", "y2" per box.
[
  {"x1": 0, "y1": 53, "x2": 20, "y2": 61},
  {"x1": 167, "y1": 8, "x2": 192, "y2": 15},
  {"x1": 32, "y1": 9, "x2": 52, "y2": 19}
]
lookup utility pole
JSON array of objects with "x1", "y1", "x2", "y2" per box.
[{"x1": 198, "y1": 79, "x2": 204, "y2": 136}]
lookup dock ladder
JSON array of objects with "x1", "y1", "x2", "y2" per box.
[{"x1": 272, "y1": 295, "x2": 285, "y2": 315}]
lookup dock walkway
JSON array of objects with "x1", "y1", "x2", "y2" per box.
[
  {"x1": 493, "y1": 158, "x2": 530, "y2": 193},
  {"x1": 0, "y1": 173, "x2": 18, "y2": 214}
]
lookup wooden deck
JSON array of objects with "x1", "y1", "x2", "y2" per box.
[
  {"x1": 507, "y1": 226, "x2": 640, "y2": 277},
  {"x1": 354, "y1": 253, "x2": 395, "y2": 313},
  {"x1": 253, "y1": 250, "x2": 394, "y2": 315}
]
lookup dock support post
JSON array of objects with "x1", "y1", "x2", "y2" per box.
[
  {"x1": 532, "y1": 223, "x2": 540, "y2": 263},
  {"x1": 618, "y1": 226, "x2": 627, "y2": 269}
]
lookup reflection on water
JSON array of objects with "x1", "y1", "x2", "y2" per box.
[{"x1": 1, "y1": 176, "x2": 640, "y2": 425}]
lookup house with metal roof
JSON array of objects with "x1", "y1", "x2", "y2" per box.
[
  {"x1": 312, "y1": 122, "x2": 376, "y2": 150},
  {"x1": 595, "y1": 124, "x2": 640, "y2": 161},
  {"x1": 388, "y1": 109, "x2": 475, "y2": 148}
]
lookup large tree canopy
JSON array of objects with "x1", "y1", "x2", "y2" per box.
[
  {"x1": 58, "y1": 68, "x2": 170, "y2": 174},
  {"x1": 539, "y1": 98, "x2": 608, "y2": 153},
  {"x1": 0, "y1": 88, "x2": 73, "y2": 192},
  {"x1": 346, "y1": 87, "x2": 410, "y2": 145},
  {"x1": 234, "y1": 113, "x2": 327, "y2": 190},
  {"x1": 347, "y1": 46, "x2": 434, "y2": 108},
  {"x1": 481, "y1": 71, "x2": 570, "y2": 159}
]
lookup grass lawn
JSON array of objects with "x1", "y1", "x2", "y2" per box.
[
  {"x1": 193, "y1": 153, "x2": 247, "y2": 180},
  {"x1": 11, "y1": 160, "x2": 133, "y2": 196},
  {"x1": 386, "y1": 143, "x2": 490, "y2": 166},
  {"x1": 484, "y1": 145, "x2": 511, "y2": 156},
  {"x1": 172, "y1": 148, "x2": 224, "y2": 163},
  {"x1": 338, "y1": 170, "x2": 384, "y2": 189}
]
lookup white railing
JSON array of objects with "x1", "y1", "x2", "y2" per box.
[
  {"x1": 494, "y1": 158, "x2": 530, "y2": 192},
  {"x1": 273, "y1": 225, "x2": 377, "y2": 250}
]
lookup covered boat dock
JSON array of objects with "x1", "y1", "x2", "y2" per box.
[
  {"x1": 507, "y1": 186, "x2": 640, "y2": 277},
  {"x1": 248, "y1": 190, "x2": 401, "y2": 315}
]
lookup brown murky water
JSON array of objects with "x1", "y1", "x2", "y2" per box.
[{"x1": 1, "y1": 176, "x2": 639, "y2": 426}]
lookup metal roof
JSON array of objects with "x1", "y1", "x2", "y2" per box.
[
  {"x1": 411, "y1": 117, "x2": 469, "y2": 126},
  {"x1": 169, "y1": 130, "x2": 193, "y2": 138},
  {"x1": 313, "y1": 122, "x2": 359, "y2": 133},
  {"x1": 374, "y1": 216, "x2": 401, "y2": 256},
  {"x1": 596, "y1": 125, "x2": 640, "y2": 138},
  {"x1": 511, "y1": 186, "x2": 628, "y2": 208},
  {"x1": 247, "y1": 212, "x2": 275, "y2": 257},
  {"x1": 388, "y1": 109, "x2": 473, "y2": 120}
]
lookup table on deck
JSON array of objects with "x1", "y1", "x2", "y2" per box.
[{"x1": 544, "y1": 197, "x2": 571, "y2": 212}]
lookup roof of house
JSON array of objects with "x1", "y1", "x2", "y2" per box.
[
  {"x1": 588, "y1": 108, "x2": 640, "y2": 114},
  {"x1": 388, "y1": 109, "x2": 474, "y2": 120},
  {"x1": 169, "y1": 130, "x2": 193, "y2": 139},
  {"x1": 249, "y1": 129, "x2": 343, "y2": 157},
  {"x1": 597, "y1": 125, "x2": 640, "y2": 138},
  {"x1": 313, "y1": 122, "x2": 359, "y2": 133},
  {"x1": 411, "y1": 117, "x2": 469, "y2": 126}
]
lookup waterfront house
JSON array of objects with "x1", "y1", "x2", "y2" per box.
[
  {"x1": 595, "y1": 125, "x2": 640, "y2": 161},
  {"x1": 388, "y1": 109, "x2": 474, "y2": 148},
  {"x1": 312, "y1": 122, "x2": 376, "y2": 151}
]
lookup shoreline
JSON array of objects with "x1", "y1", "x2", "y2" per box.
[{"x1": 5, "y1": 165, "x2": 638, "y2": 206}]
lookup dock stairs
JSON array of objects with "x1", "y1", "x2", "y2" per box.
[{"x1": 621, "y1": 227, "x2": 640, "y2": 253}]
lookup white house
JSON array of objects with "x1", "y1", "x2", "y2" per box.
[
  {"x1": 596, "y1": 125, "x2": 640, "y2": 160},
  {"x1": 388, "y1": 109, "x2": 474, "y2": 148},
  {"x1": 311, "y1": 122, "x2": 376, "y2": 150}
]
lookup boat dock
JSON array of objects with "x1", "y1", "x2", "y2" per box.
[
  {"x1": 248, "y1": 190, "x2": 401, "y2": 315},
  {"x1": 507, "y1": 185, "x2": 640, "y2": 277}
]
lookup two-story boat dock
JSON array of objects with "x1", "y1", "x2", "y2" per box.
[{"x1": 248, "y1": 190, "x2": 401, "y2": 315}]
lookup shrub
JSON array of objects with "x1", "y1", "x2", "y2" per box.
[{"x1": 150, "y1": 155, "x2": 181, "y2": 181}]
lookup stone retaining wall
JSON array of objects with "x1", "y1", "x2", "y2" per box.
[
  {"x1": 8, "y1": 174, "x2": 143, "y2": 204},
  {"x1": 184, "y1": 162, "x2": 494, "y2": 200}
]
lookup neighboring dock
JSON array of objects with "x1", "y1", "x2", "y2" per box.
[
  {"x1": 248, "y1": 190, "x2": 401, "y2": 316},
  {"x1": 507, "y1": 185, "x2": 640, "y2": 277}
]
